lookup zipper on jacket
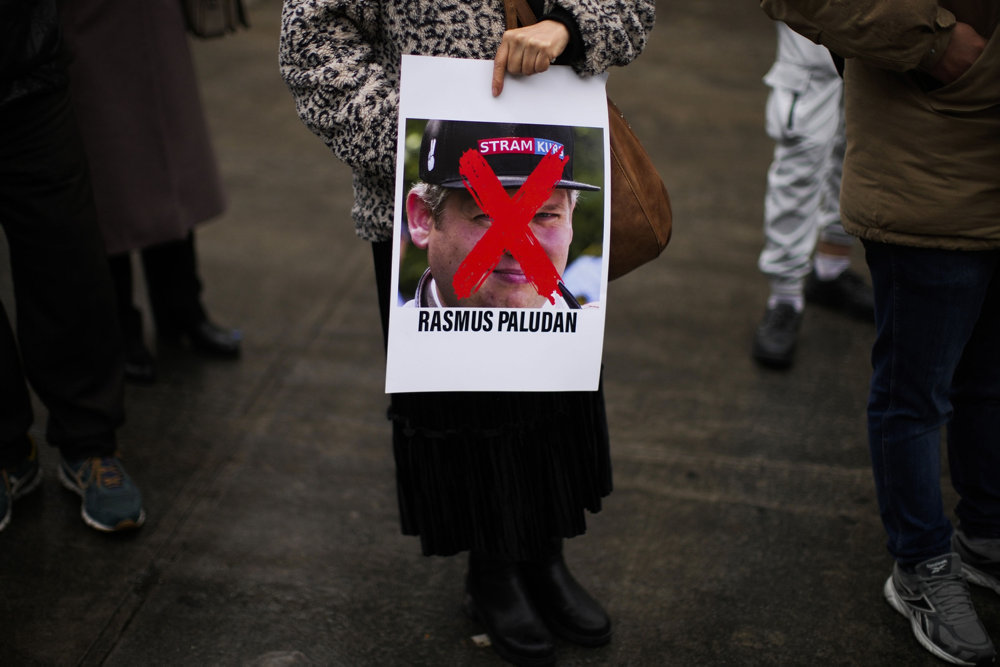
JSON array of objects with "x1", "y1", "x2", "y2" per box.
[{"x1": 787, "y1": 92, "x2": 799, "y2": 130}]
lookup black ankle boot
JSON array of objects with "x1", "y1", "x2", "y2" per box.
[
  {"x1": 464, "y1": 551, "x2": 556, "y2": 666},
  {"x1": 520, "y1": 539, "x2": 612, "y2": 647},
  {"x1": 184, "y1": 318, "x2": 243, "y2": 358},
  {"x1": 159, "y1": 317, "x2": 242, "y2": 359}
]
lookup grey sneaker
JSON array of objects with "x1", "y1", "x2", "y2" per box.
[
  {"x1": 954, "y1": 529, "x2": 1000, "y2": 596},
  {"x1": 58, "y1": 455, "x2": 145, "y2": 532},
  {"x1": 0, "y1": 439, "x2": 42, "y2": 533},
  {"x1": 884, "y1": 554, "x2": 996, "y2": 666}
]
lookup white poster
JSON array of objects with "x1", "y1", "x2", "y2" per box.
[{"x1": 386, "y1": 55, "x2": 610, "y2": 393}]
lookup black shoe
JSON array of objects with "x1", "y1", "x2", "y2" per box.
[
  {"x1": 520, "y1": 543, "x2": 611, "y2": 647},
  {"x1": 464, "y1": 552, "x2": 556, "y2": 667},
  {"x1": 752, "y1": 303, "x2": 802, "y2": 369},
  {"x1": 804, "y1": 268, "x2": 874, "y2": 322},
  {"x1": 161, "y1": 318, "x2": 242, "y2": 359}
]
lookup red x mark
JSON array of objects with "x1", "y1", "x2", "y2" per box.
[{"x1": 452, "y1": 147, "x2": 567, "y2": 304}]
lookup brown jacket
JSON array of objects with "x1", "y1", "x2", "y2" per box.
[{"x1": 761, "y1": 1, "x2": 1000, "y2": 250}]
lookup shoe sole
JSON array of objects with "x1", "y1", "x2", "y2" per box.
[
  {"x1": 539, "y1": 612, "x2": 612, "y2": 648},
  {"x1": 751, "y1": 341, "x2": 795, "y2": 369},
  {"x1": 962, "y1": 563, "x2": 1000, "y2": 596},
  {"x1": 462, "y1": 595, "x2": 555, "y2": 667},
  {"x1": 883, "y1": 576, "x2": 984, "y2": 667},
  {"x1": 57, "y1": 465, "x2": 146, "y2": 532},
  {"x1": 752, "y1": 350, "x2": 794, "y2": 369}
]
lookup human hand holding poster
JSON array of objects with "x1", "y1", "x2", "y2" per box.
[{"x1": 386, "y1": 55, "x2": 609, "y2": 393}]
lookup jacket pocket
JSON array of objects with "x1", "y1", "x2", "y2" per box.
[
  {"x1": 923, "y1": 28, "x2": 1000, "y2": 113},
  {"x1": 764, "y1": 61, "x2": 842, "y2": 141}
]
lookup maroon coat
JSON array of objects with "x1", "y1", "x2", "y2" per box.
[{"x1": 59, "y1": 0, "x2": 226, "y2": 254}]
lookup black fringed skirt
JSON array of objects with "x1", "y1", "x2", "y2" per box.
[{"x1": 373, "y1": 242, "x2": 612, "y2": 560}]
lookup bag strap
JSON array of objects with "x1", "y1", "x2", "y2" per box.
[{"x1": 504, "y1": 0, "x2": 538, "y2": 30}]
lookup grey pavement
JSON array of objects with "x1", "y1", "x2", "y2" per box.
[{"x1": 2, "y1": 1, "x2": 997, "y2": 665}]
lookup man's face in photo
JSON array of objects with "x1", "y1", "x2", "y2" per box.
[{"x1": 408, "y1": 187, "x2": 575, "y2": 308}]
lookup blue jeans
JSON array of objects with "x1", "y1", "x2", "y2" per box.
[{"x1": 864, "y1": 241, "x2": 1000, "y2": 567}]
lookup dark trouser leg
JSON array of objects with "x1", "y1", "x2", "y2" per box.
[
  {"x1": 140, "y1": 231, "x2": 205, "y2": 334},
  {"x1": 949, "y1": 258, "x2": 1000, "y2": 540},
  {"x1": 864, "y1": 240, "x2": 999, "y2": 566},
  {"x1": 0, "y1": 304, "x2": 34, "y2": 468},
  {"x1": 372, "y1": 240, "x2": 392, "y2": 351},
  {"x1": 108, "y1": 253, "x2": 139, "y2": 331},
  {"x1": 0, "y1": 87, "x2": 123, "y2": 460},
  {"x1": 108, "y1": 252, "x2": 157, "y2": 382},
  {"x1": 142, "y1": 231, "x2": 240, "y2": 357}
]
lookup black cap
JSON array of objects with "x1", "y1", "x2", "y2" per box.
[{"x1": 418, "y1": 119, "x2": 599, "y2": 191}]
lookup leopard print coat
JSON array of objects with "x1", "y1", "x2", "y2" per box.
[{"x1": 279, "y1": 0, "x2": 656, "y2": 242}]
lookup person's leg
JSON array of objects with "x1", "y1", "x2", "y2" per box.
[
  {"x1": 864, "y1": 242, "x2": 996, "y2": 565},
  {"x1": 805, "y1": 108, "x2": 874, "y2": 321},
  {"x1": 0, "y1": 304, "x2": 34, "y2": 467},
  {"x1": 108, "y1": 252, "x2": 156, "y2": 383},
  {"x1": 0, "y1": 89, "x2": 124, "y2": 459},
  {"x1": 866, "y1": 241, "x2": 997, "y2": 665},
  {"x1": 0, "y1": 305, "x2": 41, "y2": 533},
  {"x1": 948, "y1": 255, "x2": 1000, "y2": 540},
  {"x1": 812, "y1": 109, "x2": 850, "y2": 264},
  {"x1": 372, "y1": 240, "x2": 392, "y2": 350},
  {"x1": 374, "y1": 239, "x2": 555, "y2": 663},
  {"x1": 142, "y1": 231, "x2": 241, "y2": 357},
  {"x1": 754, "y1": 73, "x2": 842, "y2": 368},
  {"x1": 0, "y1": 88, "x2": 144, "y2": 532},
  {"x1": 758, "y1": 124, "x2": 831, "y2": 305},
  {"x1": 142, "y1": 232, "x2": 204, "y2": 330},
  {"x1": 948, "y1": 259, "x2": 1000, "y2": 600}
]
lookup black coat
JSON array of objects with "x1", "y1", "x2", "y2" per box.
[{"x1": 0, "y1": 0, "x2": 67, "y2": 105}]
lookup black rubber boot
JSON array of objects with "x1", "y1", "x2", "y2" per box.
[
  {"x1": 520, "y1": 539, "x2": 612, "y2": 647},
  {"x1": 464, "y1": 551, "x2": 556, "y2": 666}
]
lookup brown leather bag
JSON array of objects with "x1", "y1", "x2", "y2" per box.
[{"x1": 504, "y1": 0, "x2": 671, "y2": 280}]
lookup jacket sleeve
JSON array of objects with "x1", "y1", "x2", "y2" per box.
[
  {"x1": 279, "y1": 0, "x2": 397, "y2": 177},
  {"x1": 549, "y1": 0, "x2": 656, "y2": 74},
  {"x1": 760, "y1": 0, "x2": 956, "y2": 72}
]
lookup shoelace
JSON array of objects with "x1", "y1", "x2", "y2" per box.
[
  {"x1": 91, "y1": 458, "x2": 125, "y2": 489},
  {"x1": 925, "y1": 574, "x2": 978, "y2": 623}
]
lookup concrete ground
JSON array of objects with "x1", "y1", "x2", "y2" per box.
[{"x1": 2, "y1": 1, "x2": 997, "y2": 665}]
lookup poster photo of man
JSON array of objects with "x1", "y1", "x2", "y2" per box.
[
  {"x1": 386, "y1": 55, "x2": 609, "y2": 393},
  {"x1": 398, "y1": 119, "x2": 605, "y2": 310}
]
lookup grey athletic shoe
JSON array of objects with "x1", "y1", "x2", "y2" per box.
[
  {"x1": 884, "y1": 554, "x2": 996, "y2": 666},
  {"x1": 954, "y1": 529, "x2": 1000, "y2": 596}
]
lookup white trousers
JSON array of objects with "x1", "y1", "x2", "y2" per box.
[{"x1": 758, "y1": 40, "x2": 851, "y2": 286}]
